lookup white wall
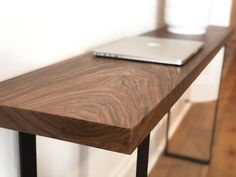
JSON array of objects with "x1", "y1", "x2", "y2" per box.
[
  {"x1": 189, "y1": 0, "x2": 232, "y2": 102},
  {"x1": 0, "y1": 129, "x2": 20, "y2": 177},
  {"x1": 0, "y1": 0, "x2": 163, "y2": 81}
]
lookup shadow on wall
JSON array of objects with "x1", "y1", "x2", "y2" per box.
[
  {"x1": 78, "y1": 146, "x2": 89, "y2": 177},
  {"x1": 157, "y1": 0, "x2": 166, "y2": 27}
]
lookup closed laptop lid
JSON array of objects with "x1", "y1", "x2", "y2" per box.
[{"x1": 93, "y1": 36, "x2": 203, "y2": 65}]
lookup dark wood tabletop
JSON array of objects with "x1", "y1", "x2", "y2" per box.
[{"x1": 0, "y1": 26, "x2": 233, "y2": 154}]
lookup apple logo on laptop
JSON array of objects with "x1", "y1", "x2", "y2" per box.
[{"x1": 147, "y1": 42, "x2": 161, "y2": 47}]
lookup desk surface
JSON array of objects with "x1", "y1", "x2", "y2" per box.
[{"x1": 0, "y1": 26, "x2": 233, "y2": 154}]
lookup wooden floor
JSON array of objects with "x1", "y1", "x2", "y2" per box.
[{"x1": 150, "y1": 46, "x2": 236, "y2": 177}]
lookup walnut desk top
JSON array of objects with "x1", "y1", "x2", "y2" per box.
[{"x1": 0, "y1": 26, "x2": 233, "y2": 154}]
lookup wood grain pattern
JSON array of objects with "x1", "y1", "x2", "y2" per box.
[{"x1": 0, "y1": 26, "x2": 233, "y2": 154}]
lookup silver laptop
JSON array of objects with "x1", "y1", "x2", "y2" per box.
[{"x1": 93, "y1": 36, "x2": 203, "y2": 65}]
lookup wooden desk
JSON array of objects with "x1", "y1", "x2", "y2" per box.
[{"x1": 0, "y1": 26, "x2": 233, "y2": 177}]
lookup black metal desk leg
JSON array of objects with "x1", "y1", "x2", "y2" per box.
[
  {"x1": 165, "y1": 111, "x2": 211, "y2": 164},
  {"x1": 165, "y1": 47, "x2": 227, "y2": 165},
  {"x1": 19, "y1": 132, "x2": 37, "y2": 177},
  {"x1": 136, "y1": 134, "x2": 150, "y2": 177}
]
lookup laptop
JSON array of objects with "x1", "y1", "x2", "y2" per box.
[{"x1": 93, "y1": 36, "x2": 203, "y2": 65}]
